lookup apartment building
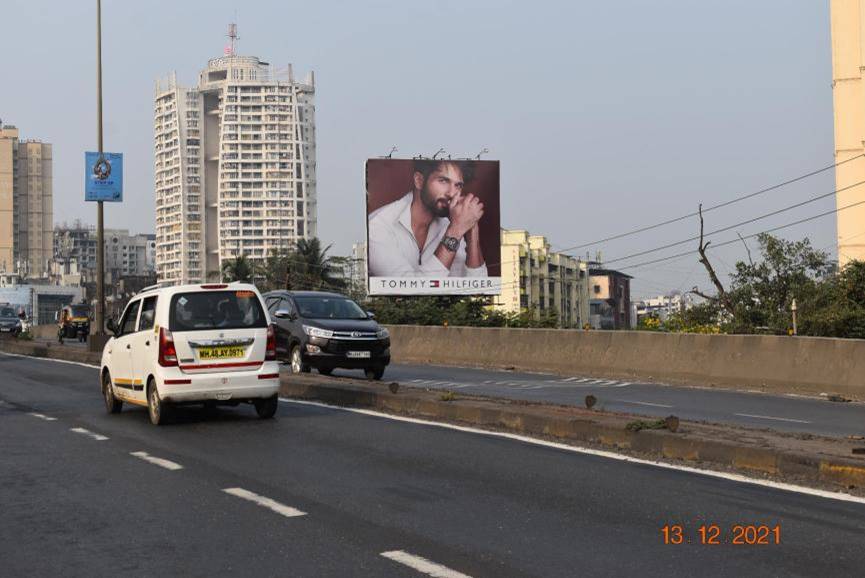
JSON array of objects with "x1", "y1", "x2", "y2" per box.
[
  {"x1": 589, "y1": 267, "x2": 633, "y2": 330},
  {"x1": 492, "y1": 229, "x2": 590, "y2": 328},
  {"x1": 154, "y1": 46, "x2": 317, "y2": 284},
  {"x1": 53, "y1": 224, "x2": 155, "y2": 283},
  {"x1": 0, "y1": 125, "x2": 53, "y2": 277}
]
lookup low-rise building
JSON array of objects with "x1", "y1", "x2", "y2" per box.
[
  {"x1": 493, "y1": 229, "x2": 590, "y2": 328},
  {"x1": 588, "y1": 266, "x2": 633, "y2": 330},
  {"x1": 634, "y1": 291, "x2": 694, "y2": 324}
]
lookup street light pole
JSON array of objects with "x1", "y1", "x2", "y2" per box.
[
  {"x1": 95, "y1": 0, "x2": 105, "y2": 336},
  {"x1": 791, "y1": 298, "x2": 798, "y2": 336}
]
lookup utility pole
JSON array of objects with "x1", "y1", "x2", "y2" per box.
[
  {"x1": 791, "y1": 298, "x2": 798, "y2": 336},
  {"x1": 94, "y1": 0, "x2": 106, "y2": 340}
]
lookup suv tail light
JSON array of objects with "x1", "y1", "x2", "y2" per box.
[
  {"x1": 158, "y1": 327, "x2": 178, "y2": 367},
  {"x1": 265, "y1": 324, "x2": 276, "y2": 361}
]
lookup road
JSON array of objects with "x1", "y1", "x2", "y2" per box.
[
  {"x1": 40, "y1": 339, "x2": 865, "y2": 437},
  {"x1": 319, "y1": 363, "x2": 865, "y2": 439},
  {"x1": 2, "y1": 352, "x2": 865, "y2": 577}
]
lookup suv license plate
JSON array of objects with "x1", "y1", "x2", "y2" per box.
[{"x1": 346, "y1": 351, "x2": 371, "y2": 359}]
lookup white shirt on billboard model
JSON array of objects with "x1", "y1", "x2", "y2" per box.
[{"x1": 367, "y1": 192, "x2": 488, "y2": 277}]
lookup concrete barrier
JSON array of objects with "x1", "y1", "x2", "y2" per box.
[{"x1": 385, "y1": 325, "x2": 865, "y2": 399}]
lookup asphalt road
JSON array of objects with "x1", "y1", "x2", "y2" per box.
[
  {"x1": 40, "y1": 338, "x2": 865, "y2": 437},
  {"x1": 3, "y1": 352, "x2": 865, "y2": 577},
  {"x1": 319, "y1": 363, "x2": 865, "y2": 439}
]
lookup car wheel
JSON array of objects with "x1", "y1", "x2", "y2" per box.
[
  {"x1": 254, "y1": 395, "x2": 278, "y2": 419},
  {"x1": 102, "y1": 371, "x2": 122, "y2": 414},
  {"x1": 147, "y1": 379, "x2": 166, "y2": 426},
  {"x1": 365, "y1": 366, "x2": 385, "y2": 381},
  {"x1": 318, "y1": 367, "x2": 333, "y2": 376},
  {"x1": 290, "y1": 345, "x2": 310, "y2": 374}
]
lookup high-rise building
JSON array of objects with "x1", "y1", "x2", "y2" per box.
[
  {"x1": 831, "y1": 0, "x2": 865, "y2": 265},
  {"x1": 154, "y1": 36, "x2": 317, "y2": 285},
  {"x1": 492, "y1": 229, "x2": 590, "y2": 329},
  {"x1": 0, "y1": 124, "x2": 53, "y2": 277}
]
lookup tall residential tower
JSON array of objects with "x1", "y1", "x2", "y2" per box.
[
  {"x1": 831, "y1": 0, "x2": 865, "y2": 265},
  {"x1": 0, "y1": 124, "x2": 53, "y2": 277},
  {"x1": 154, "y1": 39, "x2": 316, "y2": 284}
]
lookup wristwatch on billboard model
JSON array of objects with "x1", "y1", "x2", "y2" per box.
[{"x1": 440, "y1": 236, "x2": 460, "y2": 252}]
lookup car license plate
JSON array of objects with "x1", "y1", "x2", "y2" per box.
[
  {"x1": 198, "y1": 346, "x2": 245, "y2": 360},
  {"x1": 346, "y1": 351, "x2": 371, "y2": 359}
]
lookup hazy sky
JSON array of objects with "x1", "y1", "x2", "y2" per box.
[{"x1": 4, "y1": 0, "x2": 837, "y2": 297}]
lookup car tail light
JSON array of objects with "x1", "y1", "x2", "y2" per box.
[
  {"x1": 158, "y1": 327, "x2": 178, "y2": 367},
  {"x1": 200, "y1": 284, "x2": 228, "y2": 289},
  {"x1": 265, "y1": 324, "x2": 276, "y2": 361}
]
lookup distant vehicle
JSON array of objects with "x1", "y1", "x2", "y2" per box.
[
  {"x1": 263, "y1": 290, "x2": 390, "y2": 380},
  {"x1": 57, "y1": 303, "x2": 91, "y2": 343},
  {"x1": 0, "y1": 305, "x2": 22, "y2": 336},
  {"x1": 100, "y1": 282, "x2": 280, "y2": 425}
]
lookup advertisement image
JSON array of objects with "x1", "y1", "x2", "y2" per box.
[{"x1": 366, "y1": 158, "x2": 501, "y2": 295}]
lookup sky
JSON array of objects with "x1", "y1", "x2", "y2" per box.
[{"x1": 3, "y1": 0, "x2": 838, "y2": 298}]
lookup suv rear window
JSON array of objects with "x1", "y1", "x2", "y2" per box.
[{"x1": 169, "y1": 290, "x2": 267, "y2": 332}]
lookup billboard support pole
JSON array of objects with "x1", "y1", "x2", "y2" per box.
[{"x1": 95, "y1": 0, "x2": 105, "y2": 337}]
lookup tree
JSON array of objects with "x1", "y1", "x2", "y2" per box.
[
  {"x1": 221, "y1": 254, "x2": 255, "y2": 283},
  {"x1": 260, "y1": 238, "x2": 345, "y2": 292}
]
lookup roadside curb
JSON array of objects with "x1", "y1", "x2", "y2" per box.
[
  {"x1": 0, "y1": 337, "x2": 102, "y2": 366},
  {"x1": 280, "y1": 376, "x2": 865, "y2": 494}
]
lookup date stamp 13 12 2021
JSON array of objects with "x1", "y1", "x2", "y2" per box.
[{"x1": 661, "y1": 524, "x2": 781, "y2": 545}]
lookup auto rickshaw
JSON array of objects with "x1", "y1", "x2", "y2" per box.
[{"x1": 57, "y1": 303, "x2": 91, "y2": 343}]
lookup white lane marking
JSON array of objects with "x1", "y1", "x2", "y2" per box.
[
  {"x1": 381, "y1": 550, "x2": 472, "y2": 578},
  {"x1": 280, "y1": 398, "x2": 865, "y2": 506},
  {"x1": 222, "y1": 487, "x2": 306, "y2": 518},
  {"x1": 0, "y1": 351, "x2": 99, "y2": 369},
  {"x1": 483, "y1": 380, "x2": 494, "y2": 384},
  {"x1": 570, "y1": 378, "x2": 593, "y2": 383},
  {"x1": 615, "y1": 400, "x2": 674, "y2": 409},
  {"x1": 411, "y1": 379, "x2": 424, "y2": 383},
  {"x1": 494, "y1": 381, "x2": 510, "y2": 385},
  {"x1": 28, "y1": 412, "x2": 58, "y2": 421},
  {"x1": 618, "y1": 382, "x2": 633, "y2": 387},
  {"x1": 130, "y1": 451, "x2": 183, "y2": 471},
  {"x1": 564, "y1": 377, "x2": 582, "y2": 382},
  {"x1": 70, "y1": 427, "x2": 108, "y2": 441},
  {"x1": 451, "y1": 384, "x2": 474, "y2": 390},
  {"x1": 734, "y1": 413, "x2": 812, "y2": 424}
]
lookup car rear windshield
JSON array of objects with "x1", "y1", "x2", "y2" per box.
[
  {"x1": 293, "y1": 296, "x2": 368, "y2": 320},
  {"x1": 169, "y1": 290, "x2": 267, "y2": 332}
]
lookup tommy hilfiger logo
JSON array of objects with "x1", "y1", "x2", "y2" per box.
[{"x1": 430, "y1": 280, "x2": 441, "y2": 288}]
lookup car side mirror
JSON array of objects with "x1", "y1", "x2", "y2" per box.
[
  {"x1": 366, "y1": 311, "x2": 376, "y2": 319},
  {"x1": 106, "y1": 318, "x2": 118, "y2": 335},
  {"x1": 274, "y1": 309, "x2": 291, "y2": 319}
]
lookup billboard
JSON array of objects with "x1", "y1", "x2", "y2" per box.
[
  {"x1": 366, "y1": 158, "x2": 501, "y2": 295},
  {"x1": 85, "y1": 152, "x2": 123, "y2": 202}
]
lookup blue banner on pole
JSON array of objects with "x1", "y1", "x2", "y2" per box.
[{"x1": 85, "y1": 152, "x2": 123, "y2": 202}]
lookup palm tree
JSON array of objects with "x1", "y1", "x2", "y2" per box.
[
  {"x1": 221, "y1": 254, "x2": 255, "y2": 283},
  {"x1": 261, "y1": 238, "x2": 344, "y2": 291}
]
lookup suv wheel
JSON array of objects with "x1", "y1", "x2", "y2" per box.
[
  {"x1": 365, "y1": 366, "x2": 385, "y2": 381},
  {"x1": 254, "y1": 395, "x2": 278, "y2": 419},
  {"x1": 102, "y1": 371, "x2": 122, "y2": 414},
  {"x1": 290, "y1": 345, "x2": 310, "y2": 374},
  {"x1": 147, "y1": 379, "x2": 166, "y2": 425}
]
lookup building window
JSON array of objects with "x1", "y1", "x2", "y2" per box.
[{"x1": 593, "y1": 285, "x2": 601, "y2": 294}]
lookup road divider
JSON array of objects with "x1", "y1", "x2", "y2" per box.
[{"x1": 385, "y1": 325, "x2": 865, "y2": 399}]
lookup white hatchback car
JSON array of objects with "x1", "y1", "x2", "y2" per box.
[{"x1": 100, "y1": 282, "x2": 281, "y2": 425}]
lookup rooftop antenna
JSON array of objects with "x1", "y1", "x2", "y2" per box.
[
  {"x1": 226, "y1": 22, "x2": 239, "y2": 56},
  {"x1": 476, "y1": 147, "x2": 489, "y2": 160},
  {"x1": 432, "y1": 148, "x2": 446, "y2": 160}
]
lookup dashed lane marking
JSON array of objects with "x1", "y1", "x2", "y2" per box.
[
  {"x1": 222, "y1": 487, "x2": 307, "y2": 518},
  {"x1": 130, "y1": 451, "x2": 183, "y2": 471},
  {"x1": 28, "y1": 412, "x2": 58, "y2": 421},
  {"x1": 615, "y1": 400, "x2": 674, "y2": 409},
  {"x1": 734, "y1": 413, "x2": 812, "y2": 424},
  {"x1": 69, "y1": 427, "x2": 108, "y2": 441},
  {"x1": 280, "y1": 398, "x2": 865, "y2": 506},
  {"x1": 380, "y1": 550, "x2": 472, "y2": 578}
]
